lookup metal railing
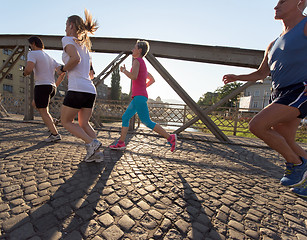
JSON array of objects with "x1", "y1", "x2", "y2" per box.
[{"x1": 1, "y1": 93, "x2": 306, "y2": 142}]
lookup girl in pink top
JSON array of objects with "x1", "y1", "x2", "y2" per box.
[{"x1": 109, "y1": 40, "x2": 177, "y2": 152}]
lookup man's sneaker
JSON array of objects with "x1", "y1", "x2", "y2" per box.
[
  {"x1": 85, "y1": 151, "x2": 104, "y2": 163},
  {"x1": 168, "y1": 134, "x2": 177, "y2": 152},
  {"x1": 109, "y1": 141, "x2": 126, "y2": 150},
  {"x1": 44, "y1": 134, "x2": 61, "y2": 143},
  {"x1": 84, "y1": 139, "x2": 102, "y2": 161},
  {"x1": 280, "y1": 157, "x2": 307, "y2": 187},
  {"x1": 291, "y1": 180, "x2": 307, "y2": 198}
]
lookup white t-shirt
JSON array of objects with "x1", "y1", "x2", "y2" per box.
[
  {"x1": 62, "y1": 36, "x2": 96, "y2": 94},
  {"x1": 27, "y1": 50, "x2": 60, "y2": 86}
]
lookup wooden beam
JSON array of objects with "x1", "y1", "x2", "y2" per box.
[
  {"x1": 146, "y1": 53, "x2": 230, "y2": 143},
  {"x1": 0, "y1": 35, "x2": 264, "y2": 68}
]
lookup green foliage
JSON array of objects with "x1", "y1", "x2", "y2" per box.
[
  {"x1": 214, "y1": 82, "x2": 243, "y2": 107},
  {"x1": 110, "y1": 66, "x2": 121, "y2": 100},
  {"x1": 197, "y1": 92, "x2": 218, "y2": 106},
  {"x1": 198, "y1": 82, "x2": 243, "y2": 107}
]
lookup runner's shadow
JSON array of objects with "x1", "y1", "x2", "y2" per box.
[
  {"x1": 2, "y1": 136, "x2": 134, "y2": 240},
  {"x1": 0, "y1": 142, "x2": 50, "y2": 159},
  {"x1": 177, "y1": 172, "x2": 222, "y2": 240}
]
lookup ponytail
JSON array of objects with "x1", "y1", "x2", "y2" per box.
[{"x1": 67, "y1": 9, "x2": 99, "y2": 51}]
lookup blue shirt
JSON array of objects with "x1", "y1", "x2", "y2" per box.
[{"x1": 268, "y1": 17, "x2": 307, "y2": 89}]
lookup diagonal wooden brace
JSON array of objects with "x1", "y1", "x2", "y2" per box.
[{"x1": 146, "y1": 53, "x2": 230, "y2": 143}]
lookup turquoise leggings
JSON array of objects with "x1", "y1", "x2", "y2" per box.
[{"x1": 122, "y1": 96, "x2": 156, "y2": 129}]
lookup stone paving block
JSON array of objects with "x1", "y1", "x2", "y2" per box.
[
  {"x1": 160, "y1": 218, "x2": 172, "y2": 231},
  {"x1": 175, "y1": 219, "x2": 190, "y2": 234},
  {"x1": 98, "y1": 213, "x2": 114, "y2": 227},
  {"x1": 109, "y1": 205, "x2": 124, "y2": 217},
  {"x1": 2, "y1": 212, "x2": 29, "y2": 232},
  {"x1": 33, "y1": 214, "x2": 58, "y2": 233},
  {"x1": 128, "y1": 207, "x2": 145, "y2": 220},
  {"x1": 118, "y1": 215, "x2": 135, "y2": 232},
  {"x1": 118, "y1": 198, "x2": 134, "y2": 209},
  {"x1": 42, "y1": 227, "x2": 62, "y2": 240},
  {"x1": 64, "y1": 230, "x2": 83, "y2": 240},
  {"x1": 81, "y1": 219, "x2": 100, "y2": 238},
  {"x1": 105, "y1": 193, "x2": 120, "y2": 205},
  {"x1": 9, "y1": 222, "x2": 35, "y2": 240},
  {"x1": 102, "y1": 225, "x2": 124, "y2": 240}
]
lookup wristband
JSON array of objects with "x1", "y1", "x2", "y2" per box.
[{"x1": 60, "y1": 65, "x2": 66, "y2": 72}]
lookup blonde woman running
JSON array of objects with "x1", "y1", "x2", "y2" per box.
[{"x1": 56, "y1": 9, "x2": 102, "y2": 162}]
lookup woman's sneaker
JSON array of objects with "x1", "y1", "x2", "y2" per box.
[
  {"x1": 168, "y1": 134, "x2": 177, "y2": 152},
  {"x1": 291, "y1": 179, "x2": 307, "y2": 198},
  {"x1": 85, "y1": 151, "x2": 104, "y2": 163},
  {"x1": 84, "y1": 139, "x2": 102, "y2": 161},
  {"x1": 109, "y1": 141, "x2": 126, "y2": 150},
  {"x1": 44, "y1": 134, "x2": 61, "y2": 143}
]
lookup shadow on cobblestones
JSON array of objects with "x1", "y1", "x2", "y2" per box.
[
  {"x1": 1, "y1": 132, "x2": 133, "y2": 239},
  {"x1": 178, "y1": 172, "x2": 222, "y2": 239}
]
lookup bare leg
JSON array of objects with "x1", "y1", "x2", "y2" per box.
[
  {"x1": 119, "y1": 127, "x2": 129, "y2": 142},
  {"x1": 38, "y1": 107, "x2": 58, "y2": 135},
  {"x1": 61, "y1": 105, "x2": 93, "y2": 144},
  {"x1": 78, "y1": 108, "x2": 96, "y2": 139},
  {"x1": 273, "y1": 119, "x2": 307, "y2": 159},
  {"x1": 249, "y1": 103, "x2": 302, "y2": 164},
  {"x1": 153, "y1": 124, "x2": 170, "y2": 139}
]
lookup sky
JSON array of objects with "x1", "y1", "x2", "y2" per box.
[{"x1": 0, "y1": 0, "x2": 288, "y2": 103}]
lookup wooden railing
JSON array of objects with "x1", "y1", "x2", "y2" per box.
[{"x1": 1, "y1": 93, "x2": 306, "y2": 142}]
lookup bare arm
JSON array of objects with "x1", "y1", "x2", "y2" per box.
[
  {"x1": 23, "y1": 61, "x2": 35, "y2": 76},
  {"x1": 222, "y1": 41, "x2": 274, "y2": 84},
  {"x1": 55, "y1": 72, "x2": 66, "y2": 87},
  {"x1": 89, "y1": 64, "x2": 95, "y2": 80},
  {"x1": 56, "y1": 44, "x2": 80, "y2": 74},
  {"x1": 146, "y1": 72, "x2": 155, "y2": 88},
  {"x1": 120, "y1": 59, "x2": 140, "y2": 80}
]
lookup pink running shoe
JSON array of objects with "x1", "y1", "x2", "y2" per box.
[
  {"x1": 109, "y1": 141, "x2": 126, "y2": 150},
  {"x1": 168, "y1": 134, "x2": 177, "y2": 152}
]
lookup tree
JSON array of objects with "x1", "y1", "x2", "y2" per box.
[
  {"x1": 214, "y1": 82, "x2": 243, "y2": 107},
  {"x1": 197, "y1": 82, "x2": 243, "y2": 108},
  {"x1": 197, "y1": 92, "x2": 218, "y2": 106},
  {"x1": 110, "y1": 66, "x2": 121, "y2": 100}
]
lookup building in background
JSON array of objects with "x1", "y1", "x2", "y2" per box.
[
  {"x1": 0, "y1": 48, "x2": 26, "y2": 98},
  {"x1": 239, "y1": 77, "x2": 271, "y2": 111}
]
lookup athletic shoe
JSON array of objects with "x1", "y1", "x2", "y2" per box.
[
  {"x1": 168, "y1": 134, "x2": 177, "y2": 152},
  {"x1": 85, "y1": 151, "x2": 104, "y2": 163},
  {"x1": 280, "y1": 157, "x2": 307, "y2": 187},
  {"x1": 109, "y1": 141, "x2": 126, "y2": 150},
  {"x1": 44, "y1": 134, "x2": 61, "y2": 143},
  {"x1": 291, "y1": 179, "x2": 307, "y2": 198},
  {"x1": 84, "y1": 139, "x2": 102, "y2": 161}
]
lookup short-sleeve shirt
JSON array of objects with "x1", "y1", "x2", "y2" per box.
[
  {"x1": 27, "y1": 50, "x2": 60, "y2": 86},
  {"x1": 62, "y1": 36, "x2": 96, "y2": 94}
]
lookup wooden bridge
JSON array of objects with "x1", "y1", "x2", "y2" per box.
[{"x1": 0, "y1": 34, "x2": 264, "y2": 143}]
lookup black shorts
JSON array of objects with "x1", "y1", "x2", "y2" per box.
[
  {"x1": 63, "y1": 91, "x2": 96, "y2": 109},
  {"x1": 270, "y1": 82, "x2": 307, "y2": 119},
  {"x1": 34, "y1": 85, "x2": 56, "y2": 109}
]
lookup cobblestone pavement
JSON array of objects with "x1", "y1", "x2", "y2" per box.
[{"x1": 0, "y1": 118, "x2": 307, "y2": 240}]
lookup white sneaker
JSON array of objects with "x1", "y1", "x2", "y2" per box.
[
  {"x1": 44, "y1": 134, "x2": 61, "y2": 143},
  {"x1": 85, "y1": 152, "x2": 104, "y2": 163},
  {"x1": 84, "y1": 139, "x2": 102, "y2": 161}
]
